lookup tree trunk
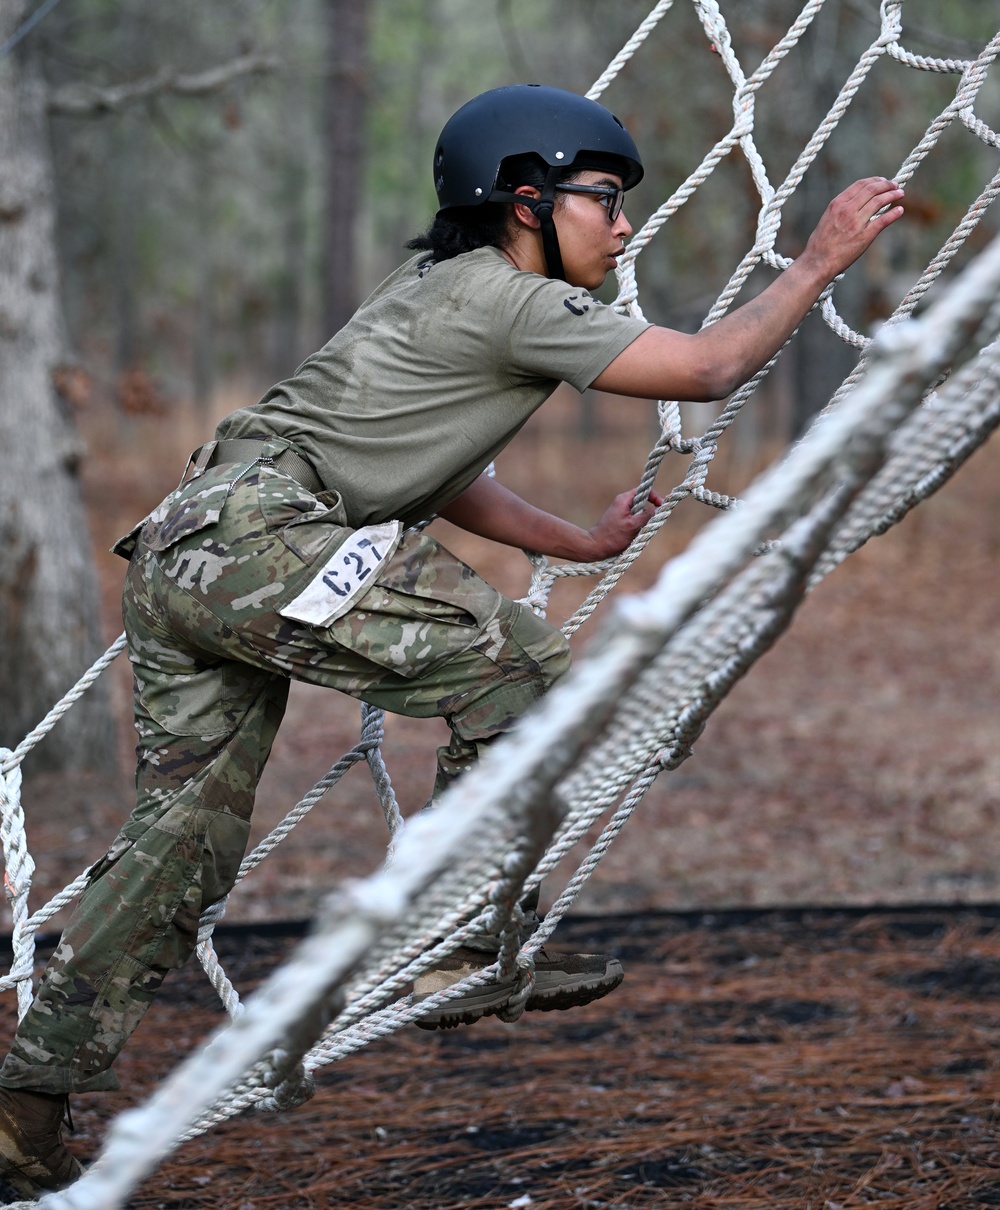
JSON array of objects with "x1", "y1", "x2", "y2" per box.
[
  {"x1": 271, "y1": 158, "x2": 308, "y2": 380},
  {"x1": 785, "y1": 0, "x2": 861, "y2": 438},
  {"x1": 0, "y1": 3, "x2": 116, "y2": 774},
  {"x1": 323, "y1": 0, "x2": 371, "y2": 337}
]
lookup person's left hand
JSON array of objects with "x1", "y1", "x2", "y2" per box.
[{"x1": 586, "y1": 488, "x2": 663, "y2": 559}]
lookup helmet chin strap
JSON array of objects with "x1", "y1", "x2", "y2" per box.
[
  {"x1": 489, "y1": 164, "x2": 565, "y2": 280},
  {"x1": 531, "y1": 164, "x2": 565, "y2": 281}
]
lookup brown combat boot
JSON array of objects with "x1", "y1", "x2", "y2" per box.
[{"x1": 0, "y1": 1088, "x2": 82, "y2": 1199}]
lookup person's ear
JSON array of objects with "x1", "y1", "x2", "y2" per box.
[{"x1": 512, "y1": 185, "x2": 542, "y2": 229}]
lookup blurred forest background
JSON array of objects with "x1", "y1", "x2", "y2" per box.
[
  {"x1": 38, "y1": 0, "x2": 1000, "y2": 408},
  {"x1": 2, "y1": 0, "x2": 999, "y2": 915}
]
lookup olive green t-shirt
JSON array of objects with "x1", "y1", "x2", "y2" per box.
[{"x1": 217, "y1": 246, "x2": 649, "y2": 529}]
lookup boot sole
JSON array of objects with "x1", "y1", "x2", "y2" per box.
[
  {"x1": 526, "y1": 961, "x2": 624, "y2": 1012},
  {"x1": 413, "y1": 983, "x2": 516, "y2": 1030},
  {"x1": 413, "y1": 959, "x2": 624, "y2": 1030}
]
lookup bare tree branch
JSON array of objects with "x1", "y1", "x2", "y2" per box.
[{"x1": 47, "y1": 52, "x2": 280, "y2": 116}]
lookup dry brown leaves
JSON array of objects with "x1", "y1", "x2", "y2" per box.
[{"x1": 9, "y1": 908, "x2": 997, "y2": 1209}]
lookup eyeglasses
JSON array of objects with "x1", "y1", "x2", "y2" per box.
[{"x1": 554, "y1": 182, "x2": 625, "y2": 222}]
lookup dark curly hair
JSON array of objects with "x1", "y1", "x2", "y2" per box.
[{"x1": 407, "y1": 154, "x2": 582, "y2": 265}]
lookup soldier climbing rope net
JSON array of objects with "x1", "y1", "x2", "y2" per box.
[{"x1": 2, "y1": 3, "x2": 1000, "y2": 1205}]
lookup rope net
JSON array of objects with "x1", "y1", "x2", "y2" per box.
[{"x1": 2, "y1": 2, "x2": 999, "y2": 1204}]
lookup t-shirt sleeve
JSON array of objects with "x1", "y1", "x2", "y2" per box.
[{"x1": 503, "y1": 277, "x2": 650, "y2": 391}]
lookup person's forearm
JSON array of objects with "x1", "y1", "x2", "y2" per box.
[
  {"x1": 700, "y1": 179, "x2": 907, "y2": 395},
  {"x1": 439, "y1": 475, "x2": 602, "y2": 560},
  {"x1": 693, "y1": 250, "x2": 833, "y2": 397},
  {"x1": 594, "y1": 250, "x2": 838, "y2": 403},
  {"x1": 592, "y1": 178, "x2": 904, "y2": 403}
]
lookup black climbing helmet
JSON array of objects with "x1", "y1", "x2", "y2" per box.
[{"x1": 432, "y1": 84, "x2": 643, "y2": 279}]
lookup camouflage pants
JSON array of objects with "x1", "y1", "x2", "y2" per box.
[{"x1": 0, "y1": 444, "x2": 570, "y2": 1093}]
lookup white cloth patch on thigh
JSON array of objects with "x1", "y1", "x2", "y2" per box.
[{"x1": 279, "y1": 521, "x2": 402, "y2": 626}]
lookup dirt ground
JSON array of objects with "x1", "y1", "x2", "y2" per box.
[
  {"x1": 4, "y1": 908, "x2": 1000, "y2": 1209},
  {"x1": 5, "y1": 386, "x2": 1000, "y2": 1208}
]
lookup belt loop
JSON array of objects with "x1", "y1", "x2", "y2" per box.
[
  {"x1": 181, "y1": 436, "x2": 323, "y2": 495},
  {"x1": 182, "y1": 440, "x2": 218, "y2": 486}
]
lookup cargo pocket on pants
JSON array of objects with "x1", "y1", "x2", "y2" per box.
[{"x1": 322, "y1": 531, "x2": 505, "y2": 680}]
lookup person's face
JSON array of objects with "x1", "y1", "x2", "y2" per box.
[{"x1": 553, "y1": 169, "x2": 632, "y2": 290}]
